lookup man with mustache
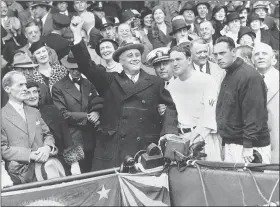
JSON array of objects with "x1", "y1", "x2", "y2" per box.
[
  {"x1": 69, "y1": 16, "x2": 178, "y2": 171},
  {"x1": 190, "y1": 38, "x2": 225, "y2": 88},
  {"x1": 214, "y1": 36, "x2": 270, "y2": 164},
  {"x1": 253, "y1": 43, "x2": 279, "y2": 164}
]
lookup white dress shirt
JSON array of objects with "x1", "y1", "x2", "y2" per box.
[
  {"x1": 69, "y1": 74, "x2": 81, "y2": 91},
  {"x1": 9, "y1": 100, "x2": 26, "y2": 121},
  {"x1": 59, "y1": 10, "x2": 69, "y2": 16},
  {"x1": 193, "y1": 62, "x2": 206, "y2": 73},
  {"x1": 41, "y1": 12, "x2": 49, "y2": 26},
  {"x1": 126, "y1": 73, "x2": 140, "y2": 83},
  {"x1": 255, "y1": 29, "x2": 261, "y2": 43}
]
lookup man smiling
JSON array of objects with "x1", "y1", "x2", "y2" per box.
[{"x1": 69, "y1": 16, "x2": 178, "y2": 171}]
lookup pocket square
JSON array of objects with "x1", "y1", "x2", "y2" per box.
[{"x1": 36, "y1": 120, "x2": 40, "y2": 125}]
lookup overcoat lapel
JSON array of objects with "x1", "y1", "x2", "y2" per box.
[
  {"x1": 4, "y1": 103, "x2": 28, "y2": 134},
  {"x1": 115, "y1": 70, "x2": 154, "y2": 101},
  {"x1": 80, "y1": 79, "x2": 90, "y2": 111}
]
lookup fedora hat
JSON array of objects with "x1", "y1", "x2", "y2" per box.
[
  {"x1": 237, "y1": 26, "x2": 256, "y2": 44},
  {"x1": 226, "y1": 12, "x2": 242, "y2": 24},
  {"x1": 179, "y1": 1, "x2": 197, "y2": 16},
  {"x1": 112, "y1": 40, "x2": 144, "y2": 62},
  {"x1": 61, "y1": 51, "x2": 78, "y2": 69},
  {"x1": 236, "y1": 5, "x2": 250, "y2": 14},
  {"x1": 272, "y1": 6, "x2": 280, "y2": 18},
  {"x1": 146, "y1": 47, "x2": 170, "y2": 65},
  {"x1": 195, "y1": 2, "x2": 211, "y2": 10},
  {"x1": 247, "y1": 13, "x2": 264, "y2": 24},
  {"x1": 12, "y1": 51, "x2": 39, "y2": 68},
  {"x1": 35, "y1": 157, "x2": 65, "y2": 181},
  {"x1": 120, "y1": 9, "x2": 135, "y2": 23},
  {"x1": 100, "y1": 16, "x2": 115, "y2": 30},
  {"x1": 95, "y1": 38, "x2": 119, "y2": 57},
  {"x1": 31, "y1": 1, "x2": 53, "y2": 8},
  {"x1": 140, "y1": 7, "x2": 152, "y2": 19},
  {"x1": 170, "y1": 19, "x2": 191, "y2": 36}
]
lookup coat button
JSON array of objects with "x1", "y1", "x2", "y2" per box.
[
  {"x1": 136, "y1": 137, "x2": 141, "y2": 141},
  {"x1": 142, "y1": 100, "x2": 146, "y2": 104}
]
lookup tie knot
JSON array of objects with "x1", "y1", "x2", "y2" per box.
[{"x1": 73, "y1": 78, "x2": 81, "y2": 85}]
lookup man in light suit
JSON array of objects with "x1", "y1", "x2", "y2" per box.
[
  {"x1": 190, "y1": 38, "x2": 225, "y2": 88},
  {"x1": 253, "y1": 43, "x2": 279, "y2": 164},
  {"x1": 1, "y1": 71, "x2": 64, "y2": 184},
  {"x1": 31, "y1": 1, "x2": 53, "y2": 36},
  {"x1": 52, "y1": 51, "x2": 103, "y2": 173}
]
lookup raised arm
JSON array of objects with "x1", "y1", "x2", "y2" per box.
[{"x1": 70, "y1": 16, "x2": 113, "y2": 96}]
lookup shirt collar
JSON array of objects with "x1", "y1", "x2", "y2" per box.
[
  {"x1": 193, "y1": 62, "x2": 206, "y2": 72},
  {"x1": 69, "y1": 74, "x2": 81, "y2": 81},
  {"x1": 226, "y1": 57, "x2": 244, "y2": 73},
  {"x1": 60, "y1": 10, "x2": 69, "y2": 16},
  {"x1": 9, "y1": 100, "x2": 24, "y2": 111},
  {"x1": 87, "y1": 25, "x2": 95, "y2": 36},
  {"x1": 125, "y1": 72, "x2": 140, "y2": 82}
]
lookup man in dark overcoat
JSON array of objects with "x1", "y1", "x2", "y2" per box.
[{"x1": 69, "y1": 16, "x2": 178, "y2": 171}]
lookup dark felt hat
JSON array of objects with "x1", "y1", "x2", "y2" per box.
[
  {"x1": 31, "y1": 1, "x2": 53, "y2": 8},
  {"x1": 226, "y1": 12, "x2": 242, "y2": 24},
  {"x1": 179, "y1": 1, "x2": 197, "y2": 16},
  {"x1": 247, "y1": 13, "x2": 264, "y2": 24},
  {"x1": 29, "y1": 39, "x2": 47, "y2": 54},
  {"x1": 100, "y1": 16, "x2": 115, "y2": 30},
  {"x1": 237, "y1": 26, "x2": 256, "y2": 44},
  {"x1": 95, "y1": 38, "x2": 119, "y2": 57},
  {"x1": 169, "y1": 19, "x2": 191, "y2": 36},
  {"x1": 120, "y1": 9, "x2": 135, "y2": 23},
  {"x1": 235, "y1": 5, "x2": 250, "y2": 14},
  {"x1": 140, "y1": 7, "x2": 152, "y2": 19},
  {"x1": 52, "y1": 13, "x2": 70, "y2": 28},
  {"x1": 212, "y1": 5, "x2": 228, "y2": 17},
  {"x1": 152, "y1": 5, "x2": 166, "y2": 16},
  {"x1": 195, "y1": 2, "x2": 211, "y2": 10},
  {"x1": 112, "y1": 40, "x2": 144, "y2": 62},
  {"x1": 60, "y1": 50, "x2": 78, "y2": 69}
]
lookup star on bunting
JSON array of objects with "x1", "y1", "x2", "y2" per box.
[{"x1": 97, "y1": 185, "x2": 111, "y2": 200}]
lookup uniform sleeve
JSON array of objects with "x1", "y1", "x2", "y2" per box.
[
  {"x1": 52, "y1": 84, "x2": 88, "y2": 126},
  {"x1": 195, "y1": 77, "x2": 218, "y2": 138}
]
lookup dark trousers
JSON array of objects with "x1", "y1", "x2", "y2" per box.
[{"x1": 79, "y1": 150, "x2": 94, "y2": 173}]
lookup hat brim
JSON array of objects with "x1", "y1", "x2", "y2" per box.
[
  {"x1": 152, "y1": 57, "x2": 170, "y2": 65},
  {"x1": 99, "y1": 23, "x2": 114, "y2": 31},
  {"x1": 226, "y1": 17, "x2": 242, "y2": 24},
  {"x1": 248, "y1": 17, "x2": 265, "y2": 24},
  {"x1": 196, "y1": 2, "x2": 211, "y2": 10},
  {"x1": 237, "y1": 31, "x2": 256, "y2": 44},
  {"x1": 61, "y1": 55, "x2": 78, "y2": 69},
  {"x1": 113, "y1": 43, "x2": 144, "y2": 62},
  {"x1": 12, "y1": 63, "x2": 39, "y2": 68},
  {"x1": 179, "y1": 8, "x2": 197, "y2": 15},
  {"x1": 169, "y1": 25, "x2": 191, "y2": 36},
  {"x1": 31, "y1": 3, "x2": 53, "y2": 8},
  {"x1": 96, "y1": 38, "x2": 118, "y2": 57}
]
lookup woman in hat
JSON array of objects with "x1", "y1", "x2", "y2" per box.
[
  {"x1": 211, "y1": 5, "x2": 227, "y2": 39},
  {"x1": 236, "y1": 5, "x2": 250, "y2": 27},
  {"x1": 140, "y1": 7, "x2": 153, "y2": 36},
  {"x1": 221, "y1": 12, "x2": 242, "y2": 44},
  {"x1": 24, "y1": 81, "x2": 84, "y2": 176},
  {"x1": 95, "y1": 38, "x2": 123, "y2": 73},
  {"x1": 237, "y1": 26, "x2": 256, "y2": 47},
  {"x1": 29, "y1": 39, "x2": 68, "y2": 90},
  {"x1": 147, "y1": 5, "x2": 172, "y2": 49}
]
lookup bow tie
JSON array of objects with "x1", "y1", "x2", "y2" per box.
[{"x1": 72, "y1": 78, "x2": 82, "y2": 85}]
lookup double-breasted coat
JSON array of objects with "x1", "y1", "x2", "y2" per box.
[
  {"x1": 71, "y1": 40, "x2": 178, "y2": 171},
  {"x1": 1, "y1": 104, "x2": 55, "y2": 184}
]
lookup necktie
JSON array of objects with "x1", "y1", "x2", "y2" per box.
[
  {"x1": 72, "y1": 78, "x2": 81, "y2": 85},
  {"x1": 199, "y1": 65, "x2": 203, "y2": 72},
  {"x1": 165, "y1": 81, "x2": 170, "y2": 88},
  {"x1": 131, "y1": 75, "x2": 137, "y2": 84},
  {"x1": 18, "y1": 107, "x2": 26, "y2": 121}
]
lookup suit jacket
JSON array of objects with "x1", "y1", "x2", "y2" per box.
[
  {"x1": 270, "y1": 29, "x2": 279, "y2": 51},
  {"x1": 52, "y1": 75, "x2": 102, "y2": 151},
  {"x1": 41, "y1": 13, "x2": 53, "y2": 36},
  {"x1": 261, "y1": 29, "x2": 279, "y2": 50},
  {"x1": 264, "y1": 67, "x2": 279, "y2": 163},
  {"x1": 18, "y1": 8, "x2": 33, "y2": 28},
  {"x1": 41, "y1": 33, "x2": 71, "y2": 60},
  {"x1": 192, "y1": 60, "x2": 226, "y2": 89},
  {"x1": 71, "y1": 40, "x2": 178, "y2": 171},
  {"x1": 1, "y1": 104, "x2": 55, "y2": 184}
]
